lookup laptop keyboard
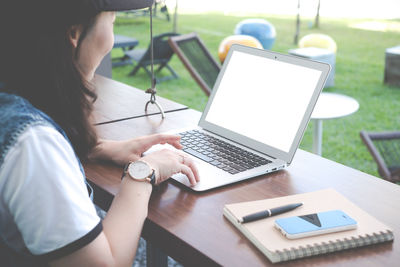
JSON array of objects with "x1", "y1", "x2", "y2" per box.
[{"x1": 179, "y1": 130, "x2": 271, "y2": 174}]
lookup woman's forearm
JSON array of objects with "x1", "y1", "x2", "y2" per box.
[
  {"x1": 89, "y1": 139, "x2": 129, "y2": 166},
  {"x1": 49, "y1": 176, "x2": 153, "y2": 267},
  {"x1": 102, "y1": 178, "x2": 152, "y2": 266}
]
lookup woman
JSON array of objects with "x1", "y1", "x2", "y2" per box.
[{"x1": 0, "y1": 0, "x2": 199, "y2": 266}]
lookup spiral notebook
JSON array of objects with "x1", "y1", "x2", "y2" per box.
[{"x1": 223, "y1": 189, "x2": 394, "y2": 263}]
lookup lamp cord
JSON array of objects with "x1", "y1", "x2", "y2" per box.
[
  {"x1": 150, "y1": 6, "x2": 155, "y2": 89},
  {"x1": 144, "y1": 4, "x2": 165, "y2": 118}
]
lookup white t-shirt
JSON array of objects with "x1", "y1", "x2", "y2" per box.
[{"x1": 0, "y1": 125, "x2": 101, "y2": 261}]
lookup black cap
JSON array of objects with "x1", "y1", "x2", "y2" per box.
[
  {"x1": 91, "y1": 0, "x2": 154, "y2": 12},
  {"x1": 0, "y1": 0, "x2": 154, "y2": 29},
  {"x1": 65, "y1": 0, "x2": 155, "y2": 26}
]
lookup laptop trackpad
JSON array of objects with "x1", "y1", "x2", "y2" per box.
[
  {"x1": 171, "y1": 159, "x2": 229, "y2": 191},
  {"x1": 144, "y1": 144, "x2": 228, "y2": 191}
]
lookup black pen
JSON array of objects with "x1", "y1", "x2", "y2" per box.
[{"x1": 239, "y1": 203, "x2": 303, "y2": 223}]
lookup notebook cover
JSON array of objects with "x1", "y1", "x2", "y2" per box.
[{"x1": 223, "y1": 188, "x2": 394, "y2": 263}]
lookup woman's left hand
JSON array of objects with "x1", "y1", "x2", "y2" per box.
[{"x1": 89, "y1": 134, "x2": 183, "y2": 166}]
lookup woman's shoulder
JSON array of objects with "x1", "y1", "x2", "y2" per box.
[
  {"x1": 0, "y1": 93, "x2": 57, "y2": 165},
  {"x1": 3, "y1": 125, "x2": 74, "y2": 167},
  {"x1": 0, "y1": 92, "x2": 51, "y2": 130},
  {"x1": 17, "y1": 124, "x2": 68, "y2": 146},
  {"x1": 0, "y1": 124, "x2": 82, "y2": 188}
]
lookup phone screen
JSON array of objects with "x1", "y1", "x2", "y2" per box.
[{"x1": 275, "y1": 210, "x2": 357, "y2": 238}]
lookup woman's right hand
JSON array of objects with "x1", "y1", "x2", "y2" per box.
[{"x1": 140, "y1": 149, "x2": 200, "y2": 186}]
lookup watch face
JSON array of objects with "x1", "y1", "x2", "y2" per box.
[{"x1": 128, "y1": 161, "x2": 151, "y2": 180}]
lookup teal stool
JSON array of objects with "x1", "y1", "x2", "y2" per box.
[{"x1": 234, "y1": 19, "x2": 276, "y2": 49}]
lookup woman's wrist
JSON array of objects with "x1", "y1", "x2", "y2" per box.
[
  {"x1": 121, "y1": 175, "x2": 153, "y2": 195},
  {"x1": 139, "y1": 158, "x2": 160, "y2": 185}
]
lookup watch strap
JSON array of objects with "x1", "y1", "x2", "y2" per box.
[
  {"x1": 149, "y1": 169, "x2": 156, "y2": 185},
  {"x1": 121, "y1": 163, "x2": 129, "y2": 180}
]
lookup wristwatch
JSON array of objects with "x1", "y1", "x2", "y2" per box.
[{"x1": 122, "y1": 161, "x2": 156, "y2": 185}]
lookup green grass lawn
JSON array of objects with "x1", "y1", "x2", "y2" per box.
[{"x1": 112, "y1": 12, "x2": 400, "y2": 179}]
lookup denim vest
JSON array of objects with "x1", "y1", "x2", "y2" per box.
[
  {"x1": 0, "y1": 92, "x2": 93, "y2": 266},
  {"x1": 0, "y1": 92, "x2": 90, "y2": 179}
]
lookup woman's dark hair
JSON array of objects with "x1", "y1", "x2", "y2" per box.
[{"x1": 0, "y1": 7, "x2": 100, "y2": 160}]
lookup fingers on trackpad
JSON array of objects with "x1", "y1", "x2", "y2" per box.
[{"x1": 172, "y1": 173, "x2": 192, "y2": 187}]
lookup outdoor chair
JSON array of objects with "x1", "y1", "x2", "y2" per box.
[
  {"x1": 360, "y1": 130, "x2": 400, "y2": 183},
  {"x1": 168, "y1": 33, "x2": 221, "y2": 96},
  {"x1": 112, "y1": 34, "x2": 139, "y2": 67},
  {"x1": 125, "y1": 32, "x2": 179, "y2": 83}
]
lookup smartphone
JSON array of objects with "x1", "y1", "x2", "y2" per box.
[{"x1": 274, "y1": 210, "x2": 357, "y2": 239}]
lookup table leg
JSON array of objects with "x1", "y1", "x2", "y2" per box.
[
  {"x1": 173, "y1": 0, "x2": 178, "y2": 33},
  {"x1": 312, "y1": 119, "x2": 323, "y2": 155},
  {"x1": 146, "y1": 241, "x2": 168, "y2": 267}
]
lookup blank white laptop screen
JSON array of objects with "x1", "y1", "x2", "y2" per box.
[{"x1": 204, "y1": 50, "x2": 322, "y2": 153}]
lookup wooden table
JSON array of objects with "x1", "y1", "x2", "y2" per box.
[
  {"x1": 85, "y1": 77, "x2": 400, "y2": 267},
  {"x1": 92, "y1": 75, "x2": 187, "y2": 125}
]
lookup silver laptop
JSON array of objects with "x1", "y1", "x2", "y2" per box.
[{"x1": 146, "y1": 44, "x2": 330, "y2": 191}]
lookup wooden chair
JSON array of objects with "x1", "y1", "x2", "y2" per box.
[
  {"x1": 125, "y1": 32, "x2": 179, "y2": 83},
  {"x1": 360, "y1": 130, "x2": 400, "y2": 183},
  {"x1": 168, "y1": 33, "x2": 221, "y2": 96}
]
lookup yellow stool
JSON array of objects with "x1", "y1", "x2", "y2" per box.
[
  {"x1": 218, "y1": 35, "x2": 263, "y2": 63},
  {"x1": 299, "y1": 34, "x2": 337, "y2": 53}
]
